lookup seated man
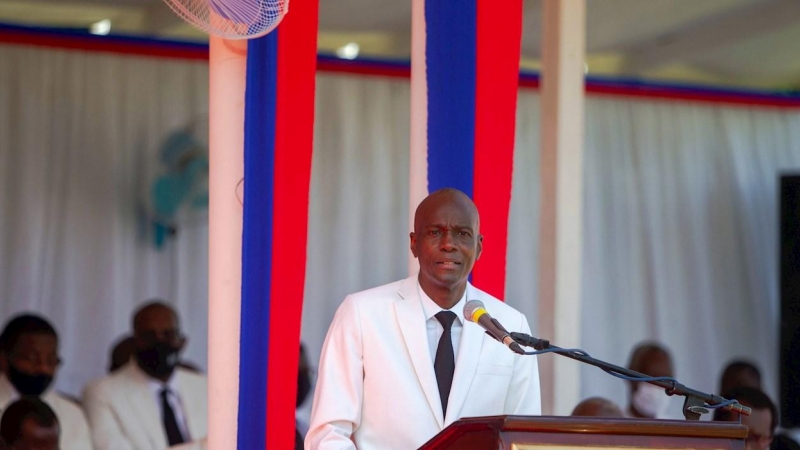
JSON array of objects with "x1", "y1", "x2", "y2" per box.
[
  {"x1": 571, "y1": 397, "x2": 624, "y2": 418},
  {"x1": 625, "y1": 342, "x2": 674, "y2": 419},
  {"x1": 83, "y1": 301, "x2": 207, "y2": 450},
  {"x1": 0, "y1": 314, "x2": 92, "y2": 449},
  {"x1": 0, "y1": 397, "x2": 60, "y2": 450},
  {"x1": 713, "y1": 386, "x2": 776, "y2": 450}
]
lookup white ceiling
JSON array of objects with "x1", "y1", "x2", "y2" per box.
[{"x1": 2, "y1": 0, "x2": 800, "y2": 89}]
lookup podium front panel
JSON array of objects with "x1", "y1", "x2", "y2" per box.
[{"x1": 420, "y1": 415, "x2": 747, "y2": 450}]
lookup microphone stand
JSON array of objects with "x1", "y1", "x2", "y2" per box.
[{"x1": 509, "y1": 332, "x2": 751, "y2": 421}]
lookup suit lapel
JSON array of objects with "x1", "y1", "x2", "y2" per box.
[
  {"x1": 394, "y1": 276, "x2": 444, "y2": 428},
  {"x1": 123, "y1": 364, "x2": 167, "y2": 449},
  {"x1": 444, "y1": 285, "x2": 484, "y2": 425},
  {"x1": 176, "y1": 372, "x2": 202, "y2": 439}
]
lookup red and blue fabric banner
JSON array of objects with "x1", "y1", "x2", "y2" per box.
[
  {"x1": 420, "y1": 0, "x2": 523, "y2": 299},
  {"x1": 238, "y1": 0, "x2": 319, "y2": 448}
]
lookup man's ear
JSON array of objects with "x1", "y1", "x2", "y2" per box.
[
  {"x1": 476, "y1": 234, "x2": 484, "y2": 260},
  {"x1": 409, "y1": 232, "x2": 418, "y2": 258}
]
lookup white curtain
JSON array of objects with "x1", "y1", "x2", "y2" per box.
[
  {"x1": 1, "y1": 43, "x2": 798, "y2": 418},
  {"x1": 0, "y1": 44, "x2": 210, "y2": 396},
  {"x1": 578, "y1": 98, "x2": 799, "y2": 417}
]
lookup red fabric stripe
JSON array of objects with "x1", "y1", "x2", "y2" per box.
[
  {"x1": 316, "y1": 59, "x2": 410, "y2": 78},
  {"x1": 471, "y1": 0, "x2": 522, "y2": 300},
  {"x1": 0, "y1": 30, "x2": 208, "y2": 60},
  {"x1": 266, "y1": 1, "x2": 319, "y2": 448}
]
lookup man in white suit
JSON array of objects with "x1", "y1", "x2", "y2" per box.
[
  {"x1": 306, "y1": 188, "x2": 541, "y2": 450},
  {"x1": 0, "y1": 314, "x2": 93, "y2": 450},
  {"x1": 83, "y1": 302, "x2": 207, "y2": 450}
]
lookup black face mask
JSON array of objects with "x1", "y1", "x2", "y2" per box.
[
  {"x1": 135, "y1": 342, "x2": 181, "y2": 379},
  {"x1": 6, "y1": 363, "x2": 53, "y2": 397},
  {"x1": 297, "y1": 369, "x2": 311, "y2": 408}
]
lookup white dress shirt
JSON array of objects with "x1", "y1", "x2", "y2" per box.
[
  {"x1": 147, "y1": 376, "x2": 191, "y2": 441},
  {"x1": 0, "y1": 374, "x2": 93, "y2": 450},
  {"x1": 418, "y1": 282, "x2": 467, "y2": 363}
]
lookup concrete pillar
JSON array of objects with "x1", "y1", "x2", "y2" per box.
[
  {"x1": 537, "y1": 0, "x2": 586, "y2": 416},
  {"x1": 207, "y1": 36, "x2": 246, "y2": 449}
]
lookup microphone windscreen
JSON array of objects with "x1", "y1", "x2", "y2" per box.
[{"x1": 463, "y1": 300, "x2": 485, "y2": 323}]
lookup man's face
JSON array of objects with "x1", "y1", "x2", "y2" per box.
[
  {"x1": 134, "y1": 307, "x2": 184, "y2": 351},
  {"x1": 3, "y1": 334, "x2": 59, "y2": 379},
  {"x1": 133, "y1": 306, "x2": 186, "y2": 380},
  {"x1": 11, "y1": 419, "x2": 59, "y2": 450},
  {"x1": 742, "y1": 407, "x2": 772, "y2": 450},
  {"x1": 410, "y1": 194, "x2": 483, "y2": 294}
]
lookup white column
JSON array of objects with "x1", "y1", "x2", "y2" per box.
[
  {"x1": 208, "y1": 36, "x2": 246, "y2": 449},
  {"x1": 537, "y1": 0, "x2": 586, "y2": 416},
  {"x1": 408, "y1": 0, "x2": 428, "y2": 276}
]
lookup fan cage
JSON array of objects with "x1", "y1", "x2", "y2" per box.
[{"x1": 162, "y1": 0, "x2": 289, "y2": 40}]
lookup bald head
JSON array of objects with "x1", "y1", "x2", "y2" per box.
[
  {"x1": 571, "y1": 397, "x2": 624, "y2": 418},
  {"x1": 132, "y1": 301, "x2": 179, "y2": 335},
  {"x1": 628, "y1": 342, "x2": 673, "y2": 379},
  {"x1": 413, "y1": 188, "x2": 480, "y2": 235}
]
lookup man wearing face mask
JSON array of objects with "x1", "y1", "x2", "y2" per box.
[
  {"x1": 83, "y1": 301, "x2": 208, "y2": 450},
  {"x1": 0, "y1": 314, "x2": 92, "y2": 450},
  {"x1": 625, "y1": 342, "x2": 675, "y2": 419}
]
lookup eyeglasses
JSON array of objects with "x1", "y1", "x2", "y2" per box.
[
  {"x1": 10, "y1": 352, "x2": 61, "y2": 368},
  {"x1": 137, "y1": 329, "x2": 184, "y2": 344}
]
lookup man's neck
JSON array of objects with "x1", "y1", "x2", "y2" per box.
[{"x1": 419, "y1": 280, "x2": 466, "y2": 310}]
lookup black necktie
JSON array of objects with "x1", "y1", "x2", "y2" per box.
[
  {"x1": 434, "y1": 310, "x2": 457, "y2": 416},
  {"x1": 160, "y1": 388, "x2": 186, "y2": 446}
]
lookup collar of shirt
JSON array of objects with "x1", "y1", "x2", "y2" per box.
[
  {"x1": 418, "y1": 281, "x2": 470, "y2": 363},
  {"x1": 146, "y1": 371, "x2": 180, "y2": 396},
  {"x1": 418, "y1": 282, "x2": 469, "y2": 324}
]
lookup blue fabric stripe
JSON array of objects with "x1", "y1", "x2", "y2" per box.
[
  {"x1": 238, "y1": 32, "x2": 278, "y2": 449},
  {"x1": 424, "y1": 0, "x2": 477, "y2": 196},
  {"x1": 0, "y1": 22, "x2": 208, "y2": 50}
]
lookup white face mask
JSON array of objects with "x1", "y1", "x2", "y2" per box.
[{"x1": 631, "y1": 383, "x2": 670, "y2": 418}]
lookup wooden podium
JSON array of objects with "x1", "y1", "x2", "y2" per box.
[{"x1": 419, "y1": 415, "x2": 747, "y2": 450}]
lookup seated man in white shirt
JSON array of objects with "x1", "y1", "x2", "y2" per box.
[
  {"x1": 0, "y1": 314, "x2": 92, "y2": 450},
  {"x1": 83, "y1": 301, "x2": 207, "y2": 450}
]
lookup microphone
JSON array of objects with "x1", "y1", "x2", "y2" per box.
[{"x1": 463, "y1": 300, "x2": 525, "y2": 355}]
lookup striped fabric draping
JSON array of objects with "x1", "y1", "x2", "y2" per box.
[
  {"x1": 413, "y1": 0, "x2": 524, "y2": 299},
  {"x1": 238, "y1": 1, "x2": 319, "y2": 448}
]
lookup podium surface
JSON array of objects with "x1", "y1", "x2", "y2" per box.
[{"x1": 419, "y1": 415, "x2": 747, "y2": 450}]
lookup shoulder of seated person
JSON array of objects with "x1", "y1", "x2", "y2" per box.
[
  {"x1": 52, "y1": 391, "x2": 83, "y2": 408},
  {"x1": 176, "y1": 366, "x2": 207, "y2": 383}
]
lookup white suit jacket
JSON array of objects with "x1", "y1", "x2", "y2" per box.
[
  {"x1": 82, "y1": 361, "x2": 207, "y2": 450},
  {"x1": 306, "y1": 276, "x2": 541, "y2": 450},
  {"x1": 0, "y1": 374, "x2": 93, "y2": 450}
]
